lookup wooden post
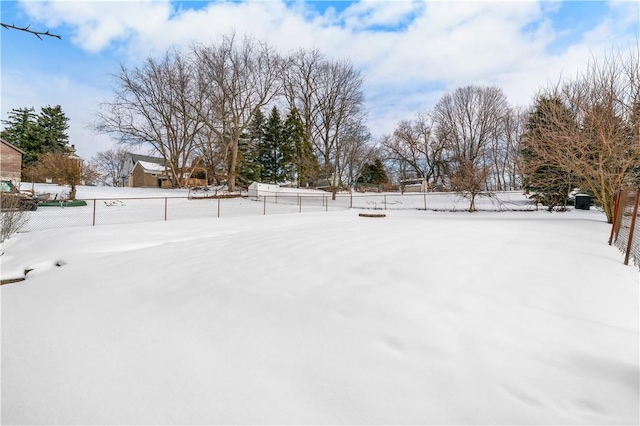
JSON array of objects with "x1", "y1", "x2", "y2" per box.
[
  {"x1": 624, "y1": 191, "x2": 640, "y2": 265},
  {"x1": 609, "y1": 190, "x2": 621, "y2": 245}
]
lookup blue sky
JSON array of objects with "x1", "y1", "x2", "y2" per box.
[{"x1": 1, "y1": 0, "x2": 638, "y2": 160}]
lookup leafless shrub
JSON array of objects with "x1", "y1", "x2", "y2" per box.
[{"x1": 0, "y1": 196, "x2": 30, "y2": 242}]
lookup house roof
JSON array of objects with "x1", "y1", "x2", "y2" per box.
[
  {"x1": 136, "y1": 160, "x2": 166, "y2": 173},
  {"x1": 1, "y1": 138, "x2": 26, "y2": 155},
  {"x1": 129, "y1": 153, "x2": 165, "y2": 165}
]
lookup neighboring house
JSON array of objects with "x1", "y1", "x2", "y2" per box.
[
  {"x1": 0, "y1": 139, "x2": 25, "y2": 183},
  {"x1": 119, "y1": 153, "x2": 166, "y2": 187},
  {"x1": 119, "y1": 153, "x2": 208, "y2": 188},
  {"x1": 129, "y1": 160, "x2": 170, "y2": 188}
]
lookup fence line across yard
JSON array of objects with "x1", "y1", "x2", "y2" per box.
[{"x1": 17, "y1": 191, "x2": 538, "y2": 233}]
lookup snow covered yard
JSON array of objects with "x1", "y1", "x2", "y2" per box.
[{"x1": 1, "y1": 208, "x2": 638, "y2": 424}]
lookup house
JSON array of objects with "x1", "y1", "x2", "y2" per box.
[
  {"x1": 0, "y1": 139, "x2": 25, "y2": 183},
  {"x1": 120, "y1": 153, "x2": 209, "y2": 188},
  {"x1": 119, "y1": 153, "x2": 167, "y2": 188},
  {"x1": 129, "y1": 160, "x2": 170, "y2": 188}
]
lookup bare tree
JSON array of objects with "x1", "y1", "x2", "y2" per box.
[
  {"x1": 37, "y1": 151, "x2": 98, "y2": 200},
  {"x1": 337, "y1": 120, "x2": 374, "y2": 187},
  {"x1": 193, "y1": 33, "x2": 284, "y2": 192},
  {"x1": 313, "y1": 59, "x2": 366, "y2": 198},
  {"x1": 433, "y1": 85, "x2": 511, "y2": 209},
  {"x1": 92, "y1": 147, "x2": 129, "y2": 186},
  {"x1": 94, "y1": 49, "x2": 205, "y2": 188},
  {"x1": 381, "y1": 112, "x2": 447, "y2": 189},
  {"x1": 522, "y1": 46, "x2": 640, "y2": 222},
  {"x1": 283, "y1": 50, "x2": 366, "y2": 197},
  {"x1": 284, "y1": 48, "x2": 325, "y2": 164}
]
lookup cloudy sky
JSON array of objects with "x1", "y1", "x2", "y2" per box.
[{"x1": 1, "y1": 0, "x2": 638, "y2": 160}]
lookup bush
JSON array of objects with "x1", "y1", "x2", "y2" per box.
[{"x1": 1, "y1": 196, "x2": 30, "y2": 242}]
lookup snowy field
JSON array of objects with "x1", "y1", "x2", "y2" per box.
[{"x1": 1, "y1": 186, "x2": 638, "y2": 424}]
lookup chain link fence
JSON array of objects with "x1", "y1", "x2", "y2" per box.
[
  {"x1": 609, "y1": 188, "x2": 640, "y2": 267},
  {"x1": 13, "y1": 191, "x2": 538, "y2": 233}
]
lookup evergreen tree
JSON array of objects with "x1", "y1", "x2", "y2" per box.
[
  {"x1": 357, "y1": 158, "x2": 389, "y2": 184},
  {"x1": 521, "y1": 97, "x2": 577, "y2": 211},
  {"x1": 1, "y1": 105, "x2": 70, "y2": 166},
  {"x1": 38, "y1": 105, "x2": 70, "y2": 153},
  {"x1": 260, "y1": 107, "x2": 294, "y2": 183},
  {"x1": 0, "y1": 107, "x2": 42, "y2": 165},
  {"x1": 284, "y1": 107, "x2": 319, "y2": 187},
  {"x1": 238, "y1": 109, "x2": 265, "y2": 185}
]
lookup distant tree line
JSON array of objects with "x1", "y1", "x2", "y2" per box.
[
  {"x1": 3, "y1": 33, "x2": 637, "y2": 217},
  {"x1": 92, "y1": 32, "x2": 372, "y2": 199},
  {"x1": 379, "y1": 46, "x2": 639, "y2": 216}
]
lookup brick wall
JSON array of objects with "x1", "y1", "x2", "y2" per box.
[{"x1": 0, "y1": 140, "x2": 23, "y2": 182}]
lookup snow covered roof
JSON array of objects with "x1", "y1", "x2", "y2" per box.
[{"x1": 137, "y1": 161, "x2": 166, "y2": 172}]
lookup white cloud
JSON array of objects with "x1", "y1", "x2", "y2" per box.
[
  {"x1": 20, "y1": 0, "x2": 174, "y2": 53},
  {"x1": 340, "y1": 0, "x2": 424, "y2": 30},
  {"x1": 9, "y1": 0, "x2": 640, "y2": 156}
]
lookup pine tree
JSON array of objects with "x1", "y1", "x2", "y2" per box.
[
  {"x1": 521, "y1": 97, "x2": 577, "y2": 211},
  {"x1": 38, "y1": 105, "x2": 70, "y2": 153},
  {"x1": 1, "y1": 105, "x2": 70, "y2": 166},
  {"x1": 284, "y1": 108, "x2": 319, "y2": 187},
  {"x1": 1, "y1": 107, "x2": 42, "y2": 165},
  {"x1": 357, "y1": 159, "x2": 389, "y2": 185},
  {"x1": 260, "y1": 107, "x2": 294, "y2": 184},
  {"x1": 238, "y1": 109, "x2": 266, "y2": 185}
]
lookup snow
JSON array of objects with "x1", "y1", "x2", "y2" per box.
[
  {"x1": 136, "y1": 160, "x2": 167, "y2": 172},
  {"x1": 1, "y1": 186, "x2": 638, "y2": 425}
]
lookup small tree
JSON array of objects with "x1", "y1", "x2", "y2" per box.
[
  {"x1": 358, "y1": 159, "x2": 389, "y2": 185},
  {"x1": 449, "y1": 157, "x2": 491, "y2": 212},
  {"x1": 92, "y1": 147, "x2": 129, "y2": 186},
  {"x1": 36, "y1": 150, "x2": 94, "y2": 200}
]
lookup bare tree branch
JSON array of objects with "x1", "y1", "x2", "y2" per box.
[{"x1": 1, "y1": 22, "x2": 61, "y2": 40}]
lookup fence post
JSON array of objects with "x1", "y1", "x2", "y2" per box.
[
  {"x1": 609, "y1": 190, "x2": 621, "y2": 245},
  {"x1": 624, "y1": 191, "x2": 640, "y2": 265},
  {"x1": 264, "y1": 196, "x2": 267, "y2": 215},
  {"x1": 164, "y1": 197, "x2": 168, "y2": 221},
  {"x1": 350, "y1": 192, "x2": 353, "y2": 209},
  {"x1": 325, "y1": 195, "x2": 328, "y2": 212},
  {"x1": 299, "y1": 194, "x2": 302, "y2": 213},
  {"x1": 92, "y1": 199, "x2": 96, "y2": 226},
  {"x1": 424, "y1": 193, "x2": 427, "y2": 211},
  {"x1": 384, "y1": 195, "x2": 387, "y2": 210},
  {"x1": 217, "y1": 197, "x2": 220, "y2": 218}
]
